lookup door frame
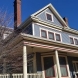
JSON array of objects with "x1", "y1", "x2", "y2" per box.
[{"x1": 41, "y1": 55, "x2": 57, "y2": 78}]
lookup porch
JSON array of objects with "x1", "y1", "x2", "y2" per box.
[{"x1": 1, "y1": 39, "x2": 78, "y2": 78}]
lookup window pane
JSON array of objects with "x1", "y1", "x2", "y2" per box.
[
  {"x1": 70, "y1": 37, "x2": 74, "y2": 44},
  {"x1": 44, "y1": 57, "x2": 55, "y2": 77},
  {"x1": 60, "y1": 66, "x2": 68, "y2": 77},
  {"x1": 59, "y1": 57, "x2": 66, "y2": 65},
  {"x1": 56, "y1": 34, "x2": 61, "y2": 41},
  {"x1": 46, "y1": 13, "x2": 52, "y2": 21},
  {"x1": 74, "y1": 39, "x2": 78, "y2": 45},
  {"x1": 27, "y1": 61, "x2": 33, "y2": 73},
  {"x1": 41, "y1": 30, "x2": 47, "y2": 38},
  {"x1": 48, "y1": 32, "x2": 54, "y2": 40}
]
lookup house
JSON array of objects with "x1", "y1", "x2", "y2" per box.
[
  {"x1": 0, "y1": 26, "x2": 13, "y2": 40},
  {"x1": 0, "y1": 0, "x2": 78, "y2": 78}
]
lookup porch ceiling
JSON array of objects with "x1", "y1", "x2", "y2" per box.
[
  {"x1": 24, "y1": 41, "x2": 78, "y2": 54},
  {"x1": 27, "y1": 46, "x2": 53, "y2": 54}
]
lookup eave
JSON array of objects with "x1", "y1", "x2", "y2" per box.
[{"x1": 21, "y1": 33, "x2": 78, "y2": 50}]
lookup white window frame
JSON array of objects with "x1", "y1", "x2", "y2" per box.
[
  {"x1": 72, "y1": 61, "x2": 78, "y2": 72},
  {"x1": 59, "y1": 55, "x2": 70, "y2": 77},
  {"x1": 48, "y1": 31, "x2": 55, "y2": 40},
  {"x1": 55, "y1": 33, "x2": 62, "y2": 42},
  {"x1": 40, "y1": 28, "x2": 48, "y2": 38},
  {"x1": 69, "y1": 36, "x2": 78, "y2": 45},
  {"x1": 41, "y1": 55, "x2": 56, "y2": 78},
  {"x1": 40, "y1": 28, "x2": 62, "y2": 42},
  {"x1": 45, "y1": 12, "x2": 54, "y2": 22}
]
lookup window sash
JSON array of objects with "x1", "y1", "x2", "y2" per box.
[
  {"x1": 74, "y1": 39, "x2": 78, "y2": 45},
  {"x1": 41, "y1": 30, "x2": 47, "y2": 38},
  {"x1": 48, "y1": 32, "x2": 54, "y2": 40},
  {"x1": 60, "y1": 65, "x2": 68, "y2": 77},
  {"x1": 44, "y1": 57, "x2": 55, "y2": 77},
  {"x1": 56, "y1": 34, "x2": 61, "y2": 41},
  {"x1": 70, "y1": 37, "x2": 74, "y2": 44},
  {"x1": 46, "y1": 13, "x2": 52, "y2": 21}
]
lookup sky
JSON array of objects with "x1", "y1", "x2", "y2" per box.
[{"x1": 0, "y1": 0, "x2": 78, "y2": 30}]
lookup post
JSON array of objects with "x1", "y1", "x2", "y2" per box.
[
  {"x1": 55, "y1": 50, "x2": 61, "y2": 78},
  {"x1": 23, "y1": 45, "x2": 27, "y2": 78}
]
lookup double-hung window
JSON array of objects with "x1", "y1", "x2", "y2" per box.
[
  {"x1": 41, "y1": 29, "x2": 61, "y2": 42},
  {"x1": 41, "y1": 30, "x2": 47, "y2": 38},
  {"x1": 69, "y1": 37, "x2": 74, "y2": 44},
  {"x1": 55, "y1": 33, "x2": 61, "y2": 41},
  {"x1": 48, "y1": 32, "x2": 54, "y2": 40}
]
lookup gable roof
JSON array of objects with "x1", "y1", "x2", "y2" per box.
[{"x1": 31, "y1": 3, "x2": 68, "y2": 27}]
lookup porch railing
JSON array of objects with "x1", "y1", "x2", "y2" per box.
[{"x1": 0, "y1": 73, "x2": 42, "y2": 78}]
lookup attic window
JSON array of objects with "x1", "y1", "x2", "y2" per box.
[{"x1": 46, "y1": 13, "x2": 53, "y2": 22}]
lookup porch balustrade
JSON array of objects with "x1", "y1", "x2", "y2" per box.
[{"x1": 0, "y1": 73, "x2": 42, "y2": 78}]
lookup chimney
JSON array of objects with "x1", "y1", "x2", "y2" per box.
[
  {"x1": 14, "y1": 0, "x2": 21, "y2": 30},
  {"x1": 63, "y1": 17, "x2": 68, "y2": 25}
]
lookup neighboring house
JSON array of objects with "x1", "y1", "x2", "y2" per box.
[
  {"x1": 1, "y1": 0, "x2": 78, "y2": 78},
  {"x1": 0, "y1": 26, "x2": 13, "y2": 39}
]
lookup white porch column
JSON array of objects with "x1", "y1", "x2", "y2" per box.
[
  {"x1": 55, "y1": 50, "x2": 61, "y2": 78},
  {"x1": 23, "y1": 45, "x2": 27, "y2": 78}
]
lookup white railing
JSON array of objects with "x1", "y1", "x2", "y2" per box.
[
  {"x1": 0, "y1": 73, "x2": 42, "y2": 78},
  {"x1": 0, "y1": 74, "x2": 10, "y2": 78},
  {"x1": 27, "y1": 73, "x2": 42, "y2": 78}
]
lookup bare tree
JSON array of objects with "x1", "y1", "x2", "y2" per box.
[{"x1": 0, "y1": 8, "x2": 14, "y2": 74}]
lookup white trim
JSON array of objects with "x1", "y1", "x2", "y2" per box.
[
  {"x1": 34, "y1": 23, "x2": 62, "y2": 31},
  {"x1": 41, "y1": 52, "x2": 71, "y2": 78},
  {"x1": 55, "y1": 50, "x2": 61, "y2": 78},
  {"x1": 31, "y1": 3, "x2": 68, "y2": 27},
  {"x1": 45, "y1": 12, "x2": 54, "y2": 22},
  {"x1": 23, "y1": 46, "x2": 27, "y2": 78},
  {"x1": 48, "y1": 31, "x2": 55, "y2": 40},
  {"x1": 36, "y1": 8, "x2": 48, "y2": 17},
  {"x1": 40, "y1": 28, "x2": 48, "y2": 38},
  {"x1": 59, "y1": 55, "x2": 71, "y2": 78},
  {"x1": 55, "y1": 33, "x2": 62, "y2": 42},
  {"x1": 41, "y1": 55, "x2": 56, "y2": 78},
  {"x1": 40, "y1": 28, "x2": 62, "y2": 42},
  {"x1": 32, "y1": 22, "x2": 35, "y2": 36}
]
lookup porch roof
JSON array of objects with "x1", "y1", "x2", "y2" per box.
[
  {"x1": 21, "y1": 33, "x2": 78, "y2": 53},
  {"x1": 4, "y1": 33, "x2": 78, "y2": 54}
]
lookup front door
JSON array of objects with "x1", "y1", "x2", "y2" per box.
[{"x1": 43, "y1": 56, "x2": 55, "y2": 78}]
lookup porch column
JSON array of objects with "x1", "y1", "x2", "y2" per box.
[
  {"x1": 55, "y1": 50, "x2": 61, "y2": 78},
  {"x1": 23, "y1": 45, "x2": 27, "y2": 78}
]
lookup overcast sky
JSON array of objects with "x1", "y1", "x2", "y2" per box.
[{"x1": 0, "y1": 0, "x2": 78, "y2": 30}]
